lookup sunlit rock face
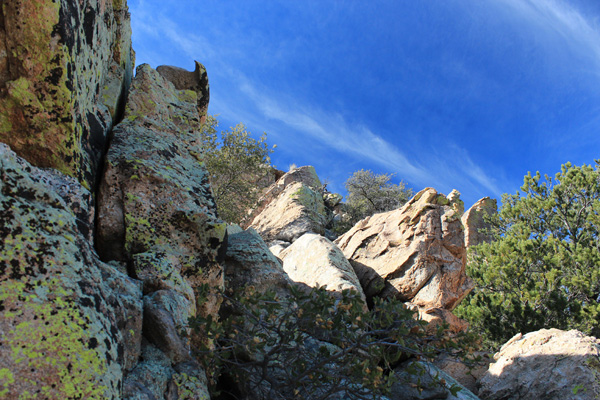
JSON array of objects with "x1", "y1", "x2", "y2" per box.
[
  {"x1": 279, "y1": 232, "x2": 367, "y2": 306},
  {"x1": 335, "y1": 187, "x2": 473, "y2": 310},
  {"x1": 247, "y1": 166, "x2": 328, "y2": 243},
  {"x1": 0, "y1": 0, "x2": 134, "y2": 190}
]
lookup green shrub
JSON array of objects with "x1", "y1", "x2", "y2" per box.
[{"x1": 191, "y1": 285, "x2": 464, "y2": 399}]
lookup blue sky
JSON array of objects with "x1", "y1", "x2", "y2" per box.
[{"x1": 128, "y1": 0, "x2": 600, "y2": 208}]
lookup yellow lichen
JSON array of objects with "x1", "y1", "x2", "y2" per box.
[{"x1": 0, "y1": 281, "x2": 109, "y2": 399}]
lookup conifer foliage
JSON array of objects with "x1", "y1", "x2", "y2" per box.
[{"x1": 457, "y1": 162, "x2": 600, "y2": 347}]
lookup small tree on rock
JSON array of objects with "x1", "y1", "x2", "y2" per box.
[
  {"x1": 341, "y1": 169, "x2": 413, "y2": 229},
  {"x1": 200, "y1": 116, "x2": 275, "y2": 224}
]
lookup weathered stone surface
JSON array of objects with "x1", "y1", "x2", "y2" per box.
[
  {"x1": 479, "y1": 329, "x2": 600, "y2": 400},
  {"x1": 461, "y1": 197, "x2": 497, "y2": 248},
  {"x1": 123, "y1": 341, "x2": 175, "y2": 400},
  {"x1": 268, "y1": 239, "x2": 289, "y2": 258},
  {"x1": 143, "y1": 290, "x2": 193, "y2": 364},
  {"x1": 97, "y1": 64, "x2": 226, "y2": 319},
  {"x1": 0, "y1": 0, "x2": 134, "y2": 189},
  {"x1": 249, "y1": 181, "x2": 327, "y2": 242},
  {"x1": 167, "y1": 361, "x2": 211, "y2": 400},
  {"x1": 433, "y1": 353, "x2": 491, "y2": 395},
  {"x1": 279, "y1": 232, "x2": 367, "y2": 304},
  {"x1": 412, "y1": 305, "x2": 469, "y2": 334},
  {"x1": 0, "y1": 143, "x2": 143, "y2": 398},
  {"x1": 335, "y1": 188, "x2": 473, "y2": 310},
  {"x1": 133, "y1": 252, "x2": 195, "y2": 302}
]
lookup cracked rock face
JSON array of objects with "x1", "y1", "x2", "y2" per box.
[
  {"x1": 95, "y1": 63, "x2": 223, "y2": 398},
  {"x1": 96, "y1": 64, "x2": 226, "y2": 320},
  {"x1": 479, "y1": 329, "x2": 600, "y2": 400},
  {"x1": 0, "y1": 0, "x2": 134, "y2": 189},
  {"x1": 335, "y1": 187, "x2": 473, "y2": 310}
]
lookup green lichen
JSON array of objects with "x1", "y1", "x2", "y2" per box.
[
  {"x1": 291, "y1": 185, "x2": 326, "y2": 216},
  {"x1": 177, "y1": 89, "x2": 197, "y2": 104},
  {"x1": 0, "y1": 281, "x2": 108, "y2": 399}
]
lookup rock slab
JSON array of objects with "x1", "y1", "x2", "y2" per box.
[{"x1": 280, "y1": 232, "x2": 367, "y2": 304}]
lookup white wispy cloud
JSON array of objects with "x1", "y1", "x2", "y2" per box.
[
  {"x1": 496, "y1": 0, "x2": 600, "y2": 69},
  {"x1": 238, "y1": 82, "x2": 433, "y2": 184}
]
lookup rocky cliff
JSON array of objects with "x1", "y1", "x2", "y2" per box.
[{"x1": 1, "y1": 2, "x2": 598, "y2": 399}]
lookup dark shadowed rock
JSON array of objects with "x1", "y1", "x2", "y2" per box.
[{"x1": 143, "y1": 291, "x2": 192, "y2": 364}]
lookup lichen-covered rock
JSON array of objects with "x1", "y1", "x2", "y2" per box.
[
  {"x1": 157, "y1": 62, "x2": 209, "y2": 123},
  {"x1": 279, "y1": 232, "x2": 367, "y2": 305},
  {"x1": 143, "y1": 290, "x2": 193, "y2": 364},
  {"x1": 0, "y1": 0, "x2": 134, "y2": 189},
  {"x1": 0, "y1": 143, "x2": 143, "y2": 399},
  {"x1": 335, "y1": 188, "x2": 473, "y2": 310},
  {"x1": 249, "y1": 181, "x2": 327, "y2": 242},
  {"x1": 479, "y1": 329, "x2": 600, "y2": 400},
  {"x1": 123, "y1": 341, "x2": 177, "y2": 400},
  {"x1": 167, "y1": 361, "x2": 211, "y2": 400},
  {"x1": 133, "y1": 251, "x2": 195, "y2": 301},
  {"x1": 96, "y1": 63, "x2": 226, "y2": 318},
  {"x1": 461, "y1": 197, "x2": 497, "y2": 248}
]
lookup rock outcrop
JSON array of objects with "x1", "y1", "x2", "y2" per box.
[
  {"x1": 2, "y1": 1, "x2": 591, "y2": 398},
  {"x1": 335, "y1": 187, "x2": 473, "y2": 310},
  {"x1": 95, "y1": 63, "x2": 225, "y2": 397},
  {"x1": 0, "y1": 0, "x2": 134, "y2": 189},
  {"x1": 247, "y1": 166, "x2": 328, "y2": 243},
  {"x1": 221, "y1": 226, "x2": 291, "y2": 299},
  {"x1": 462, "y1": 197, "x2": 497, "y2": 247},
  {"x1": 479, "y1": 329, "x2": 600, "y2": 400}
]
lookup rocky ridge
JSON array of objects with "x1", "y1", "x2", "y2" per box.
[{"x1": 0, "y1": 1, "x2": 598, "y2": 399}]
